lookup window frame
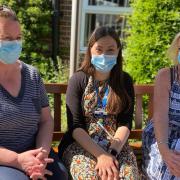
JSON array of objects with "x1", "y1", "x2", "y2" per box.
[{"x1": 79, "y1": 0, "x2": 132, "y2": 53}]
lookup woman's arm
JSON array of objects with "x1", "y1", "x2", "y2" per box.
[
  {"x1": 153, "y1": 68, "x2": 180, "y2": 176},
  {"x1": 153, "y1": 68, "x2": 170, "y2": 154},
  {"x1": 0, "y1": 147, "x2": 44, "y2": 172},
  {"x1": 73, "y1": 128, "x2": 108, "y2": 157},
  {"x1": 0, "y1": 148, "x2": 19, "y2": 168},
  {"x1": 109, "y1": 126, "x2": 130, "y2": 153},
  {"x1": 110, "y1": 72, "x2": 134, "y2": 152},
  {"x1": 36, "y1": 106, "x2": 54, "y2": 154},
  {"x1": 0, "y1": 108, "x2": 54, "y2": 178},
  {"x1": 35, "y1": 73, "x2": 54, "y2": 154}
]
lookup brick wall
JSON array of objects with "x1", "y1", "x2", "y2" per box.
[{"x1": 59, "y1": 0, "x2": 72, "y2": 63}]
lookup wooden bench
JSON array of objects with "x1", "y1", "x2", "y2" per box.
[{"x1": 45, "y1": 83, "x2": 154, "y2": 165}]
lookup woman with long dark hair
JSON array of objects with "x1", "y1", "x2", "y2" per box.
[{"x1": 59, "y1": 26, "x2": 139, "y2": 179}]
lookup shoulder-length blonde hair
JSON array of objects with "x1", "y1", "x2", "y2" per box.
[
  {"x1": 79, "y1": 26, "x2": 131, "y2": 115},
  {"x1": 167, "y1": 32, "x2": 180, "y2": 64}
]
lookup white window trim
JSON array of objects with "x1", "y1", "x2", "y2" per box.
[{"x1": 79, "y1": 0, "x2": 132, "y2": 53}]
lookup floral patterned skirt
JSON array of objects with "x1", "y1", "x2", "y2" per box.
[{"x1": 62, "y1": 141, "x2": 139, "y2": 180}]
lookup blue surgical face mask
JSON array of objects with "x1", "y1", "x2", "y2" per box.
[
  {"x1": 91, "y1": 54, "x2": 117, "y2": 73},
  {"x1": 178, "y1": 49, "x2": 180, "y2": 64},
  {"x1": 0, "y1": 40, "x2": 22, "y2": 64}
]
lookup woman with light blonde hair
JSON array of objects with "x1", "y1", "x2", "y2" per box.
[
  {"x1": 167, "y1": 32, "x2": 180, "y2": 64},
  {"x1": 142, "y1": 32, "x2": 180, "y2": 179}
]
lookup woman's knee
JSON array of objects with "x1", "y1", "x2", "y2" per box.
[{"x1": 0, "y1": 166, "x2": 29, "y2": 180}]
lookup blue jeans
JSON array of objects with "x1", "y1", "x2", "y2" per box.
[{"x1": 0, "y1": 166, "x2": 29, "y2": 180}]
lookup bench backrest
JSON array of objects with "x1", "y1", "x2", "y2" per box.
[
  {"x1": 45, "y1": 83, "x2": 154, "y2": 141},
  {"x1": 129, "y1": 85, "x2": 154, "y2": 139}
]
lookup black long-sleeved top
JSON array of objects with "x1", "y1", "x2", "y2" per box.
[{"x1": 58, "y1": 71, "x2": 134, "y2": 156}]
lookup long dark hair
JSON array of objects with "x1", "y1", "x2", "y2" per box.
[{"x1": 79, "y1": 26, "x2": 131, "y2": 114}]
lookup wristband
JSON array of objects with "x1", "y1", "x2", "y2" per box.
[
  {"x1": 108, "y1": 148, "x2": 119, "y2": 158},
  {"x1": 157, "y1": 140, "x2": 169, "y2": 145}
]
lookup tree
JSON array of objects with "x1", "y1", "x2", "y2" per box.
[{"x1": 124, "y1": 0, "x2": 180, "y2": 83}]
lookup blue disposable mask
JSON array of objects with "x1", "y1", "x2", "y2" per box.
[
  {"x1": 0, "y1": 40, "x2": 22, "y2": 64},
  {"x1": 91, "y1": 54, "x2": 117, "y2": 73},
  {"x1": 178, "y1": 49, "x2": 180, "y2": 64}
]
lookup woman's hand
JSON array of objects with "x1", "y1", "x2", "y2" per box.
[
  {"x1": 29, "y1": 164, "x2": 53, "y2": 180},
  {"x1": 35, "y1": 149, "x2": 50, "y2": 168},
  {"x1": 160, "y1": 148, "x2": 180, "y2": 177},
  {"x1": 95, "y1": 153, "x2": 119, "y2": 180},
  {"x1": 17, "y1": 148, "x2": 53, "y2": 179},
  {"x1": 17, "y1": 148, "x2": 43, "y2": 173},
  {"x1": 29, "y1": 149, "x2": 53, "y2": 179}
]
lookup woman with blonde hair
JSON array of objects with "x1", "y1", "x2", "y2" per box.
[
  {"x1": 142, "y1": 32, "x2": 180, "y2": 179},
  {"x1": 167, "y1": 32, "x2": 180, "y2": 64}
]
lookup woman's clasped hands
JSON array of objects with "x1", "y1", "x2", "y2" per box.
[{"x1": 17, "y1": 147, "x2": 54, "y2": 180}]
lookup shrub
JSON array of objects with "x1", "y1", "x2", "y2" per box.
[{"x1": 124, "y1": 0, "x2": 180, "y2": 84}]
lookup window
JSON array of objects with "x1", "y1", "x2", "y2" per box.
[{"x1": 79, "y1": 0, "x2": 132, "y2": 52}]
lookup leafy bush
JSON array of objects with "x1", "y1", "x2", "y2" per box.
[
  {"x1": 34, "y1": 56, "x2": 69, "y2": 83},
  {"x1": 124, "y1": 0, "x2": 180, "y2": 84},
  {"x1": 35, "y1": 56, "x2": 68, "y2": 128},
  {"x1": 36, "y1": 57, "x2": 69, "y2": 132}
]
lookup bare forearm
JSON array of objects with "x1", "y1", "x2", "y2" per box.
[
  {"x1": 0, "y1": 148, "x2": 19, "y2": 168},
  {"x1": 153, "y1": 68, "x2": 170, "y2": 154},
  {"x1": 154, "y1": 116, "x2": 169, "y2": 153},
  {"x1": 73, "y1": 128, "x2": 108, "y2": 158},
  {"x1": 110, "y1": 126, "x2": 130, "y2": 153},
  {"x1": 36, "y1": 120, "x2": 53, "y2": 154}
]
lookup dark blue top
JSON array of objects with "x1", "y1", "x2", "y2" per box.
[{"x1": 0, "y1": 62, "x2": 49, "y2": 153}]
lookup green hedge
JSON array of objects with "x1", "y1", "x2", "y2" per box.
[{"x1": 124, "y1": 0, "x2": 180, "y2": 84}]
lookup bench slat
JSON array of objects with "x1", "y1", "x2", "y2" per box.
[
  {"x1": 54, "y1": 94, "x2": 61, "y2": 131},
  {"x1": 148, "y1": 94, "x2": 153, "y2": 120},
  {"x1": 129, "y1": 129, "x2": 142, "y2": 139},
  {"x1": 135, "y1": 95, "x2": 143, "y2": 129},
  {"x1": 53, "y1": 131, "x2": 64, "y2": 141},
  {"x1": 45, "y1": 83, "x2": 67, "y2": 94}
]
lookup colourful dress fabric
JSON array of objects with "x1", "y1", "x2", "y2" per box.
[
  {"x1": 62, "y1": 75, "x2": 139, "y2": 180},
  {"x1": 142, "y1": 66, "x2": 180, "y2": 180}
]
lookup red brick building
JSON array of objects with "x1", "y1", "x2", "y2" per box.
[{"x1": 59, "y1": 0, "x2": 72, "y2": 62}]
